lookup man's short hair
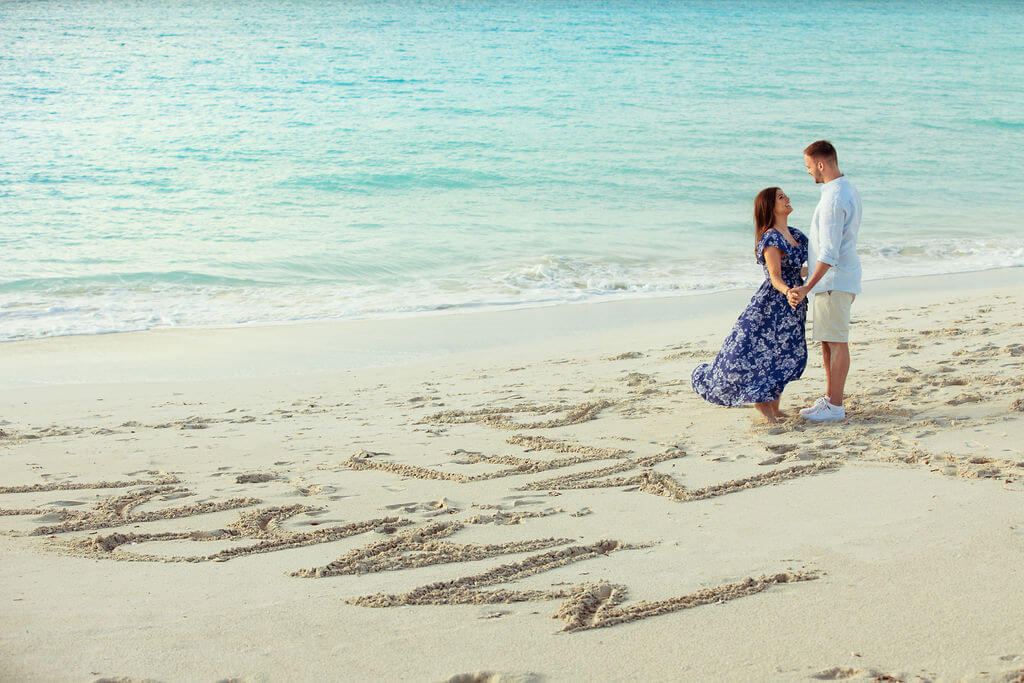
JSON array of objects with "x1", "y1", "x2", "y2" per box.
[{"x1": 804, "y1": 140, "x2": 837, "y2": 163}]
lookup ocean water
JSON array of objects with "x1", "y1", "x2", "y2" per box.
[{"x1": 3, "y1": 0, "x2": 1023, "y2": 341}]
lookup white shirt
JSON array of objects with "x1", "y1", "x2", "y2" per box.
[{"x1": 808, "y1": 175, "x2": 862, "y2": 295}]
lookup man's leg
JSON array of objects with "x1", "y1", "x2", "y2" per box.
[
  {"x1": 821, "y1": 341, "x2": 832, "y2": 400},
  {"x1": 826, "y1": 341, "x2": 850, "y2": 406}
]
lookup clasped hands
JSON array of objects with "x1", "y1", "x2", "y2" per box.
[{"x1": 787, "y1": 285, "x2": 809, "y2": 309}]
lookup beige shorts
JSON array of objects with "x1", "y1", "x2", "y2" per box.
[{"x1": 812, "y1": 290, "x2": 856, "y2": 343}]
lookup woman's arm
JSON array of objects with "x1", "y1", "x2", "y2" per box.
[
  {"x1": 801, "y1": 265, "x2": 808, "y2": 279},
  {"x1": 762, "y1": 247, "x2": 790, "y2": 296}
]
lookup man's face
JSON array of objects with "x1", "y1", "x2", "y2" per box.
[{"x1": 804, "y1": 154, "x2": 824, "y2": 184}]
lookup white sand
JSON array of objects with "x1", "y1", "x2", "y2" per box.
[{"x1": 2, "y1": 268, "x2": 1023, "y2": 682}]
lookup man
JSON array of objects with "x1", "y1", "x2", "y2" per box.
[{"x1": 787, "y1": 140, "x2": 861, "y2": 422}]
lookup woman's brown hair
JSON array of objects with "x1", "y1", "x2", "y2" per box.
[{"x1": 754, "y1": 186, "x2": 780, "y2": 253}]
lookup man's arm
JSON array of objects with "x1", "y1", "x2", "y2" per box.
[{"x1": 815, "y1": 198, "x2": 846, "y2": 269}]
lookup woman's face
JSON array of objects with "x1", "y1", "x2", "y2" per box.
[{"x1": 775, "y1": 189, "x2": 793, "y2": 217}]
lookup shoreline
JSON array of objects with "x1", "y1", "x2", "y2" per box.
[
  {"x1": 3, "y1": 261, "x2": 1022, "y2": 349},
  {"x1": 3, "y1": 266, "x2": 1022, "y2": 390}
]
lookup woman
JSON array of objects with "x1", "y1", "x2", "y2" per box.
[{"x1": 691, "y1": 187, "x2": 808, "y2": 422}]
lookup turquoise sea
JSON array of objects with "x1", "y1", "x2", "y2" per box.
[{"x1": 2, "y1": 1, "x2": 1023, "y2": 341}]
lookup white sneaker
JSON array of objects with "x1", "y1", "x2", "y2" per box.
[
  {"x1": 804, "y1": 402, "x2": 846, "y2": 422},
  {"x1": 799, "y1": 396, "x2": 831, "y2": 416}
]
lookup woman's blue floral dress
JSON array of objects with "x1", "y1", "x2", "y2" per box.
[{"x1": 691, "y1": 228, "x2": 808, "y2": 406}]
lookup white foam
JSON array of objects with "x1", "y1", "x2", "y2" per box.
[{"x1": 3, "y1": 237, "x2": 1023, "y2": 342}]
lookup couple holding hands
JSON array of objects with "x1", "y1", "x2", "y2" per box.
[{"x1": 691, "y1": 140, "x2": 862, "y2": 423}]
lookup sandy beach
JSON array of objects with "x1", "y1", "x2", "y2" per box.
[{"x1": 2, "y1": 267, "x2": 1023, "y2": 682}]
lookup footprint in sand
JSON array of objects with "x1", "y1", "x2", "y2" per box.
[
  {"x1": 234, "y1": 472, "x2": 280, "y2": 484},
  {"x1": 603, "y1": 351, "x2": 643, "y2": 361},
  {"x1": 444, "y1": 672, "x2": 541, "y2": 683}
]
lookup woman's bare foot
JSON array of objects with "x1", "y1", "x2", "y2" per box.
[
  {"x1": 754, "y1": 402, "x2": 779, "y2": 423},
  {"x1": 770, "y1": 399, "x2": 788, "y2": 418}
]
